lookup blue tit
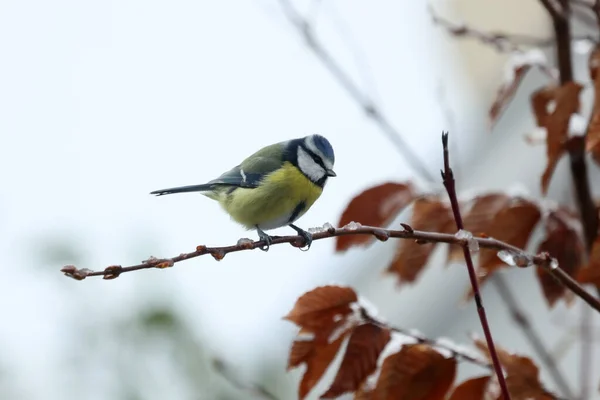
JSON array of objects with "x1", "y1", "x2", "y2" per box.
[{"x1": 150, "y1": 134, "x2": 336, "y2": 251}]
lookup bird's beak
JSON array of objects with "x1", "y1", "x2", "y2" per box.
[{"x1": 326, "y1": 169, "x2": 337, "y2": 177}]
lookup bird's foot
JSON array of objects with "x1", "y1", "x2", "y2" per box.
[
  {"x1": 289, "y1": 224, "x2": 313, "y2": 251},
  {"x1": 256, "y1": 227, "x2": 273, "y2": 252}
]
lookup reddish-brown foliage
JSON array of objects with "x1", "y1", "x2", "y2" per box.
[
  {"x1": 474, "y1": 338, "x2": 553, "y2": 399},
  {"x1": 321, "y1": 323, "x2": 391, "y2": 398},
  {"x1": 531, "y1": 81, "x2": 583, "y2": 194},
  {"x1": 336, "y1": 182, "x2": 415, "y2": 251},
  {"x1": 447, "y1": 193, "x2": 511, "y2": 262},
  {"x1": 446, "y1": 376, "x2": 491, "y2": 400},
  {"x1": 536, "y1": 208, "x2": 584, "y2": 307},
  {"x1": 585, "y1": 45, "x2": 600, "y2": 164},
  {"x1": 388, "y1": 196, "x2": 454, "y2": 283},
  {"x1": 577, "y1": 234, "x2": 600, "y2": 291},
  {"x1": 367, "y1": 344, "x2": 456, "y2": 400},
  {"x1": 476, "y1": 198, "x2": 541, "y2": 282}
]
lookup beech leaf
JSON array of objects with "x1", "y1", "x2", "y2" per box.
[
  {"x1": 321, "y1": 323, "x2": 391, "y2": 398},
  {"x1": 370, "y1": 343, "x2": 456, "y2": 400},
  {"x1": 531, "y1": 81, "x2": 583, "y2": 194},
  {"x1": 447, "y1": 376, "x2": 491, "y2": 400},
  {"x1": 477, "y1": 198, "x2": 541, "y2": 279},
  {"x1": 284, "y1": 285, "x2": 358, "y2": 332},
  {"x1": 388, "y1": 196, "x2": 454, "y2": 283},
  {"x1": 536, "y1": 208, "x2": 584, "y2": 307},
  {"x1": 336, "y1": 182, "x2": 415, "y2": 252},
  {"x1": 447, "y1": 193, "x2": 511, "y2": 263}
]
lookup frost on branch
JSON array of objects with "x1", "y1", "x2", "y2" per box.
[
  {"x1": 387, "y1": 195, "x2": 454, "y2": 284},
  {"x1": 335, "y1": 182, "x2": 415, "y2": 251}
]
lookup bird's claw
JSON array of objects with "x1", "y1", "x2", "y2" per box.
[
  {"x1": 256, "y1": 227, "x2": 273, "y2": 252},
  {"x1": 289, "y1": 224, "x2": 312, "y2": 251},
  {"x1": 297, "y1": 230, "x2": 312, "y2": 251}
]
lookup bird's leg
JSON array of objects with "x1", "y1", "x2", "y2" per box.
[
  {"x1": 256, "y1": 226, "x2": 273, "y2": 252},
  {"x1": 289, "y1": 223, "x2": 313, "y2": 251}
]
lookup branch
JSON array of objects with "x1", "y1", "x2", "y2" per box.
[
  {"x1": 429, "y1": 4, "x2": 597, "y2": 52},
  {"x1": 60, "y1": 223, "x2": 600, "y2": 314},
  {"x1": 277, "y1": 0, "x2": 436, "y2": 182},
  {"x1": 212, "y1": 358, "x2": 278, "y2": 400},
  {"x1": 440, "y1": 132, "x2": 511, "y2": 400},
  {"x1": 491, "y1": 275, "x2": 574, "y2": 398}
]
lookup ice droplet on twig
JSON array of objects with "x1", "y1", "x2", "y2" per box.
[
  {"x1": 322, "y1": 222, "x2": 334, "y2": 231},
  {"x1": 236, "y1": 238, "x2": 254, "y2": 247},
  {"x1": 497, "y1": 250, "x2": 531, "y2": 268},
  {"x1": 308, "y1": 226, "x2": 324, "y2": 234},
  {"x1": 455, "y1": 229, "x2": 479, "y2": 254},
  {"x1": 344, "y1": 221, "x2": 362, "y2": 231}
]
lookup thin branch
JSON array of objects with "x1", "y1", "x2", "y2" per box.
[
  {"x1": 60, "y1": 224, "x2": 600, "y2": 314},
  {"x1": 492, "y1": 275, "x2": 574, "y2": 398},
  {"x1": 440, "y1": 132, "x2": 511, "y2": 400},
  {"x1": 431, "y1": 5, "x2": 551, "y2": 51},
  {"x1": 212, "y1": 358, "x2": 278, "y2": 400},
  {"x1": 541, "y1": 1, "x2": 599, "y2": 397},
  {"x1": 277, "y1": 0, "x2": 436, "y2": 182}
]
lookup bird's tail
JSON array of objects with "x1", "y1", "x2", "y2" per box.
[{"x1": 150, "y1": 183, "x2": 216, "y2": 196}]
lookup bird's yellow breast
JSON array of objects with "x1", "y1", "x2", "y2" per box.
[{"x1": 218, "y1": 162, "x2": 323, "y2": 230}]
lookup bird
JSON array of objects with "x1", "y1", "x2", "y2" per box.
[{"x1": 150, "y1": 134, "x2": 336, "y2": 251}]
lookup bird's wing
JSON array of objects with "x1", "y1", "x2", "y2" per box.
[{"x1": 208, "y1": 143, "x2": 285, "y2": 189}]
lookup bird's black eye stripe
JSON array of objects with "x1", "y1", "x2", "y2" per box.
[{"x1": 302, "y1": 145, "x2": 327, "y2": 170}]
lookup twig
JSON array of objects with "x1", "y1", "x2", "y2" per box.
[
  {"x1": 440, "y1": 132, "x2": 511, "y2": 400},
  {"x1": 60, "y1": 224, "x2": 600, "y2": 314},
  {"x1": 212, "y1": 358, "x2": 278, "y2": 400},
  {"x1": 429, "y1": 4, "x2": 597, "y2": 51},
  {"x1": 360, "y1": 311, "x2": 492, "y2": 370},
  {"x1": 277, "y1": 0, "x2": 436, "y2": 182},
  {"x1": 492, "y1": 274, "x2": 574, "y2": 398}
]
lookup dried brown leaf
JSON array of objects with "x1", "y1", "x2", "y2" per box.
[
  {"x1": 585, "y1": 45, "x2": 600, "y2": 164},
  {"x1": 531, "y1": 82, "x2": 583, "y2": 194},
  {"x1": 370, "y1": 344, "x2": 456, "y2": 400},
  {"x1": 490, "y1": 65, "x2": 532, "y2": 127},
  {"x1": 477, "y1": 198, "x2": 541, "y2": 279},
  {"x1": 447, "y1": 376, "x2": 491, "y2": 400},
  {"x1": 388, "y1": 196, "x2": 454, "y2": 283},
  {"x1": 336, "y1": 182, "x2": 415, "y2": 251},
  {"x1": 577, "y1": 235, "x2": 600, "y2": 291},
  {"x1": 284, "y1": 286, "x2": 357, "y2": 334},
  {"x1": 448, "y1": 193, "x2": 511, "y2": 263},
  {"x1": 536, "y1": 208, "x2": 584, "y2": 307},
  {"x1": 474, "y1": 338, "x2": 553, "y2": 399},
  {"x1": 297, "y1": 334, "x2": 348, "y2": 400},
  {"x1": 321, "y1": 323, "x2": 391, "y2": 398}
]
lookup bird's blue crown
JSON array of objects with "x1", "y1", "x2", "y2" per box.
[{"x1": 311, "y1": 134, "x2": 335, "y2": 163}]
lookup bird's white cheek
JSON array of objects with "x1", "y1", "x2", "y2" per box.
[{"x1": 297, "y1": 147, "x2": 325, "y2": 181}]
